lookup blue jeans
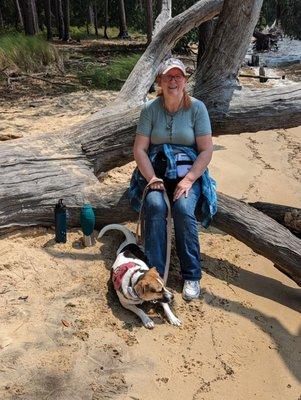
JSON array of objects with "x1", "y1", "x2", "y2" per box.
[{"x1": 144, "y1": 180, "x2": 201, "y2": 281}]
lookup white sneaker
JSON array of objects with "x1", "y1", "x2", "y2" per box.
[{"x1": 182, "y1": 280, "x2": 200, "y2": 301}]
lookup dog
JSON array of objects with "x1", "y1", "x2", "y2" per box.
[{"x1": 98, "y1": 224, "x2": 181, "y2": 329}]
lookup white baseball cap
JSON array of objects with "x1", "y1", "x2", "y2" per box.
[{"x1": 158, "y1": 58, "x2": 187, "y2": 76}]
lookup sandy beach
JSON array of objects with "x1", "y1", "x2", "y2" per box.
[{"x1": 0, "y1": 91, "x2": 300, "y2": 400}]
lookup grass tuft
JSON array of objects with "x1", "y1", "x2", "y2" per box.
[
  {"x1": 0, "y1": 33, "x2": 58, "y2": 73},
  {"x1": 77, "y1": 53, "x2": 141, "y2": 90}
]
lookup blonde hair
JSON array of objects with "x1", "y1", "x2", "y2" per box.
[{"x1": 155, "y1": 76, "x2": 191, "y2": 110}]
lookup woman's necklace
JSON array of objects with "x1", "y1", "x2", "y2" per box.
[{"x1": 162, "y1": 97, "x2": 183, "y2": 143}]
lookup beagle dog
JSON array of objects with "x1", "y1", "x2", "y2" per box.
[{"x1": 98, "y1": 224, "x2": 181, "y2": 329}]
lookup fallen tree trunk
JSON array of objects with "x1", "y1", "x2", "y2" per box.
[
  {"x1": 210, "y1": 82, "x2": 301, "y2": 134},
  {"x1": 213, "y1": 193, "x2": 301, "y2": 286},
  {"x1": 249, "y1": 201, "x2": 301, "y2": 237},
  {"x1": 2, "y1": 174, "x2": 300, "y2": 285}
]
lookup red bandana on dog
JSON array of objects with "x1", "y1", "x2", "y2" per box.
[{"x1": 112, "y1": 262, "x2": 137, "y2": 291}]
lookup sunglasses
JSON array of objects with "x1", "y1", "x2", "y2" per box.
[{"x1": 161, "y1": 74, "x2": 185, "y2": 82}]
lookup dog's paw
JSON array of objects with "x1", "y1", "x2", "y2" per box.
[
  {"x1": 168, "y1": 315, "x2": 181, "y2": 327},
  {"x1": 142, "y1": 317, "x2": 155, "y2": 329}
]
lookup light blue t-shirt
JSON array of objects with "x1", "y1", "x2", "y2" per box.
[{"x1": 136, "y1": 96, "x2": 212, "y2": 147}]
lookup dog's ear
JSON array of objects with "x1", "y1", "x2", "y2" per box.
[
  {"x1": 148, "y1": 267, "x2": 159, "y2": 276},
  {"x1": 135, "y1": 281, "x2": 149, "y2": 297}
]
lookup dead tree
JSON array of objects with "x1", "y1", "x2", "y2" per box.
[{"x1": 0, "y1": 0, "x2": 300, "y2": 286}]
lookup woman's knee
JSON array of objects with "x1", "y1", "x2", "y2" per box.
[
  {"x1": 173, "y1": 196, "x2": 195, "y2": 219},
  {"x1": 145, "y1": 190, "x2": 167, "y2": 216}
]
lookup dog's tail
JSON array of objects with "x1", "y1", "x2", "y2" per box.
[{"x1": 98, "y1": 224, "x2": 137, "y2": 255}]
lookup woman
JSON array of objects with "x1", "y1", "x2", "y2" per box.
[{"x1": 129, "y1": 58, "x2": 216, "y2": 301}]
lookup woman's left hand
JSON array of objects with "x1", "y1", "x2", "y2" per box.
[{"x1": 173, "y1": 176, "x2": 194, "y2": 201}]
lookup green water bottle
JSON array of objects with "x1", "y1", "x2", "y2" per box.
[{"x1": 80, "y1": 204, "x2": 95, "y2": 247}]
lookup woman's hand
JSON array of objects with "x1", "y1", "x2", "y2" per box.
[
  {"x1": 173, "y1": 176, "x2": 194, "y2": 201},
  {"x1": 149, "y1": 176, "x2": 165, "y2": 191}
]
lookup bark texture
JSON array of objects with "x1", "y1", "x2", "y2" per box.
[
  {"x1": 197, "y1": 19, "x2": 214, "y2": 67},
  {"x1": 214, "y1": 194, "x2": 301, "y2": 286},
  {"x1": 104, "y1": 0, "x2": 109, "y2": 38},
  {"x1": 194, "y1": 0, "x2": 263, "y2": 111},
  {"x1": 146, "y1": 0, "x2": 153, "y2": 44},
  {"x1": 249, "y1": 202, "x2": 301, "y2": 236},
  {"x1": 15, "y1": 0, "x2": 24, "y2": 27},
  {"x1": 44, "y1": 0, "x2": 52, "y2": 40},
  {"x1": 62, "y1": 0, "x2": 70, "y2": 41},
  {"x1": 19, "y1": 0, "x2": 39, "y2": 35},
  {"x1": 153, "y1": 0, "x2": 171, "y2": 37},
  {"x1": 54, "y1": 0, "x2": 64, "y2": 39},
  {"x1": 118, "y1": 0, "x2": 129, "y2": 38},
  {"x1": 0, "y1": 3, "x2": 4, "y2": 29}
]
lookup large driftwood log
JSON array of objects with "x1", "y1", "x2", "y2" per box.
[
  {"x1": 214, "y1": 194, "x2": 301, "y2": 286},
  {"x1": 3, "y1": 174, "x2": 300, "y2": 285},
  {"x1": 249, "y1": 202, "x2": 301, "y2": 237}
]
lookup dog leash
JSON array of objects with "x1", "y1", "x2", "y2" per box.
[{"x1": 136, "y1": 178, "x2": 172, "y2": 285}]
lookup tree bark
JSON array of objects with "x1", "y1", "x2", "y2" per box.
[
  {"x1": 118, "y1": 0, "x2": 129, "y2": 39},
  {"x1": 153, "y1": 0, "x2": 171, "y2": 37},
  {"x1": 249, "y1": 202, "x2": 301, "y2": 237},
  {"x1": 61, "y1": 0, "x2": 70, "y2": 41},
  {"x1": 197, "y1": 20, "x2": 214, "y2": 67},
  {"x1": 213, "y1": 194, "x2": 301, "y2": 286},
  {"x1": 0, "y1": 4, "x2": 4, "y2": 30},
  {"x1": 146, "y1": 0, "x2": 153, "y2": 45},
  {"x1": 194, "y1": 0, "x2": 263, "y2": 112},
  {"x1": 86, "y1": 4, "x2": 93, "y2": 35},
  {"x1": 104, "y1": 0, "x2": 109, "y2": 39},
  {"x1": 93, "y1": 3, "x2": 98, "y2": 37},
  {"x1": 19, "y1": 0, "x2": 39, "y2": 35},
  {"x1": 54, "y1": 0, "x2": 64, "y2": 40},
  {"x1": 15, "y1": 0, "x2": 24, "y2": 27},
  {"x1": 44, "y1": 0, "x2": 52, "y2": 41},
  {"x1": 32, "y1": 0, "x2": 39, "y2": 33}
]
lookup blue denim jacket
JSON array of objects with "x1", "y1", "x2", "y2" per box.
[{"x1": 128, "y1": 144, "x2": 217, "y2": 228}]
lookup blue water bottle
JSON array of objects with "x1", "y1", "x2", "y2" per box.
[
  {"x1": 55, "y1": 199, "x2": 67, "y2": 243},
  {"x1": 80, "y1": 204, "x2": 95, "y2": 247}
]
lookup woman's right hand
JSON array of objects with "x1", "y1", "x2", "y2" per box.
[{"x1": 148, "y1": 176, "x2": 165, "y2": 191}]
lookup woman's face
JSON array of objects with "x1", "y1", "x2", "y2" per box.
[{"x1": 158, "y1": 67, "x2": 187, "y2": 99}]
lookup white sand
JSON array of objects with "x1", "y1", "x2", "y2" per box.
[{"x1": 0, "y1": 91, "x2": 300, "y2": 400}]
